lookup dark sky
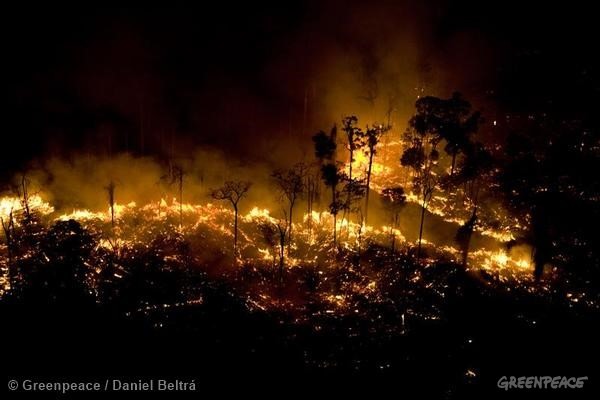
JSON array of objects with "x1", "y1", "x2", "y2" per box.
[{"x1": 3, "y1": 0, "x2": 599, "y2": 175}]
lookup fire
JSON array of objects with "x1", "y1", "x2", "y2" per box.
[
  {"x1": 0, "y1": 195, "x2": 54, "y2": 221},
  {"x1": 492, "y1": 251, "x2": 509, "y2": 266}
]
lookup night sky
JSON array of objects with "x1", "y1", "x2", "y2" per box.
[{"x1": 3, "y1": 1, "x2": 599, "y2": 175}]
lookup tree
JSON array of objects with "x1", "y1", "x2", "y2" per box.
[
  {"x1": 338, "y1": 176, "x2": 367, "y2": 241},
  {"x1": 172, "y1": 166, "x2": 185, "y2": 228},
  {"x1": 313, "y1": 126, "x2": 340, "y2": 245},
  {"x1": 320, "y1": 163, "x2": 344, "y2": 246},
  {"x1": 401, "y1": 96, "x2": 445, "y2": 259},
  {"x1": 312, "y1": 126, "x2": 337, "y2": 163},
  {"x1": 304, "y1": 162, "x2": 320, "y2": 237},
  {"x1": 1, "y1": 209, "x2": 15, "y2": 286},
  {"x1": 211, "y1": 181, "x2": 251, "y2": 256},
  {"x1": 340, "y1": 116, "x2": 366, "y2": 228},
  {"x1": 450, "y1": 142, "x2": 494, "y2": 267},
  {"x1": 381, "y1": 187, "x2": 406, "y2": 253},
  {"x1": 439, "y1": 93, "x2": 481, "y2": 176},
  {"x1": 361, "y1": 123, "x2": 390, "y2": 224},
  {"x1": 341, "y1": 116, "x2": 362, "y2": 183},
  {"x1": 105, "y1": 181, "x2": 116, "y2": 228},
  {"x1": 258, "y1": 218, "x2": 288, "y2": 283},
  {"x1": 258, "y1": 222, "x2": 278, "y2": 269},
  {"x1": 161, "y1": 164, "x2": 185, "y2": 226},
  {"x1": 499, "y1": 125, "x2": 600, "y2": 281},
  {"x1": 271, "y1": 163, "x2": 306, "y2": 252},
  {"x1": 274, "y1": 218, "x2": 288, "y2": 284},
  {"x1": 455, "y1": 211, "x2": 477, "y2": 268}
]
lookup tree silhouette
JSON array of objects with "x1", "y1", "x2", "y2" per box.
[
  {"x1": 312, "y1": 126, "x2": 337, "y2": 163},
  {"x1": 258, "y1": 222, "x2": 278, "y2": 269},
  {"x1": 401, "y1": 96, "x2": 444, "y2": 258},
  {"x1": 320, "y1": 163, "x2": 345, "y2": 246},
  {"x1": 105, "y1": 181, "x2": 116, "y2": 228},
  {"x1": 439, "y1": 93, "x2": 481, "y2": 176},
  {"x1": 450, "y1": 142, "x2": 494, "y2": 267},
  {"x1": 211, "y1": 180, "x2": 251, "y2": 256},
  {"x1": 381, "y1": 187, "x2": 406, "y2": 253},
  {"x1": 274, "y1": 217, "x2": 288, "y2": 284},
  {"x1": 338, "y1": 176, "x2": 367, "y2": 241},
  {"x1": 455, "y1": 211, "x2": 477, "y2": 268},
  {"x1": 304, "y1": 162, "x2": 320, "y2": 237},
  {"x1": 361, "y1": 123, "x2": 390, "y2": 224},
  {"x1": 341, "y1": 116, "x2": 363, "y2": 184},
  {"x1": 271, "y1": 163, "x2": 306, "y2": 253},
  {"x1": 313, "y1": 126, "x2": 341, "y2": 245},
  {"x1": 172, "y1": 166, "x2": 185, "y2": 228},
  {"x1": 1, "y1": 209, "x2": 16, "y2": 286}
]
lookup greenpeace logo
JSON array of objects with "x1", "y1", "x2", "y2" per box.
[{"x1": 497, "y1": 376, "x2": 588, "y2": 390}]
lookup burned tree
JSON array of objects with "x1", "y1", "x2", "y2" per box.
[
  {"x1": 271, "y1": 163, "x2": 306, "y2": 252},
  {"x1": 401, "y1": 96, "x2": 445, "y2": 259},
  {"x1": 1, "y1": 209, "x2": 15, "y2": 286},
  {"x1": 105, "y1": 181, "x2": 116, "y2": 228},
  {"x1": 341, "y1": 116, "x2": 363, "y2": 183},
  {"x1": 438, "y1": 93, "x2": 481, "y2": 176},
  {"x1": 172, "y1": 166, "x2": 185, "y2": 228},
  {"x1": 313, "y1": 126, "x2": 341, "y2": 245},
  {"x1": 381, "y1": 187, "x2": 406, "y2": 253},
  {"x1": 320, "y1": 163, "x2": 345, "y2": 246},
  {"x1": 211, "y1": 180, "x2": 251, "y2": 256},
  {"x1": 259, "y1": 222, "x2": 278, "y2": 269},
  {"x1": 455, "y1": 212, "x2": 477, "y2": 268},
  {"x1": 274, "y1": 217, "x2": 288, "y2": 284},
  {"x1": 361, "y1": 123, "x2": 390, "y2": 224},
  {"x1": 452, "y1": 142, "x2": 494, "y2": 267},
  {"x1": 304, "y1": 162, "x2": 320, "y2": 237}
]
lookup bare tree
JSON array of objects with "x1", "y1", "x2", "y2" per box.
[
  {"x1": 105, "y1": 181, "x2": 116, "y2": 228},
  {"x1": 271, "y1": 163, "x2": 306, "y2": 252},
  {"x1": 258, "y1": 217, "x2": 288, "y2": 284},
  {"x1": 274, "y1": 217, "x2": 288, "y2": 284},
  {"x1": 361, "y1": 123, "x2": 390, "y2": 224},
  {"x1": 452, "y1": 142, "x2": 493, "y2": 267},
  {"x1": 1, "y1": 209, "x2": 15, "y2": 285},
  {"x1": 172, "y1": 166, "x2": 185, "y2": 228},
  {"x1": 211, "y1": 181, "x2": 252, "y2": 255},
  {"x1": 381, "y1": 187, "x2": 406, "y2": 254},
  {"x1": 18, "y1": 175, "x2": 31, "y2": 223},
  {"x1": 320, "y1": 163, "x2": 344, "y2": 246},
  {"x1": 304, "y1": 163, "x2": 320, "y2": 237},
  {"x1": 259, "y1": 222, "x2": 278, "y2": 269}
]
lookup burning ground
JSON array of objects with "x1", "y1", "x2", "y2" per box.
[{"x1": 0, "y1": 120, "x2": 598, "y2": 395}]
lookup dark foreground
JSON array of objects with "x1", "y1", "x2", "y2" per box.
[{"x1": 1, "y1": 270, "x2": 598, "y2": 399}]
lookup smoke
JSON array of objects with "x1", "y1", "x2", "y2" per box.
[
  {"x1": 5, "y1": 0, "x2": 502, "y2": 171},
  {"x1": 1, "y1": 1, "x2": 516, "y2": 258}
]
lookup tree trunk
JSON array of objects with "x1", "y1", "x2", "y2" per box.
[
  {"x1": 417, "y1": 200, "x2": 427, "y2": 259},
  {"x1": 331, "y1": 186, "x2": 337, "y2": 246},
  {"x1": 233, "y1": 205, "x2": 238, "y2": 256},
  {"x1": 333, "y1": 213, "x2": 337, "y2": 246},
  {"x1": 364, "y1": 150, "x2": 374, "y2": 225},
  {"x1": 287, "y1": 202, "x2": 293, "y2": 254},
  {"x1": 178, "y1": 174, "x2": 183, "y2": 228},
  {"x1": 391, "y1": 212, "x2": 398, "y2": 254},
  {"x1": 279, "y1": 239, "x2": 285, "y2": 284},
  {"x1": 348, "y1": 149, "x2": 353, "y2": 181},
  {"x1": 450, "y1": 150, "x2": 457, "y2": 176}
]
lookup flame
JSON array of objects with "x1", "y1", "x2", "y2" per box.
[{"x1": 0, "y1": 195, "x2": 54, "y2": 221}]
